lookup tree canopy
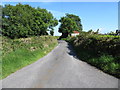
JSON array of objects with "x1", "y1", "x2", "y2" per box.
[
  {"x1": 59, "y1": 13, "x2": 82, "y2": 38},
  {"x1": 2, "y1": 3, "x2": 58, "y2": 39}
]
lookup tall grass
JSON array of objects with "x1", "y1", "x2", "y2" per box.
[{"x1": 1, "y1": 36, "x2": 58, "y2": 79}]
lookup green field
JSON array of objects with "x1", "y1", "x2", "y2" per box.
[{"x1": 1, "y1": 36, "x2": 58, "y2": 79}]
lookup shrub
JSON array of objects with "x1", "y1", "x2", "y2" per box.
[{"x1": 68, "y1": 32, "x2": 120, "y2": 78}]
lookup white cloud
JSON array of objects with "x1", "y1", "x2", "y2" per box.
[
  {"x1": 98, "y1": 28, "x2": 117, "y2": 34},
  {"x1": 98, "y1": 28, "x2": 106, "y2": 34}
]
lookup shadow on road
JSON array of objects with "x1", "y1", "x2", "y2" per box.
[
  {"x1": 67, "y1": 43, "x2": 79, "y2": 59},
  {"x1": 57, "y1": 40, "x2": 78, "y2": 59}
]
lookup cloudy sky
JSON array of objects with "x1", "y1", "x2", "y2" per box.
[{"x1": 2, "y1": 2, "x2": 118, "y2": 36}]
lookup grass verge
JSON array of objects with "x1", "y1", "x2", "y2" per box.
[
  {"x1": 1, "y1": 36, "x2": 58, "y2": 79},
  {"x1": 73, "y1": 46, "x2": 120, "y2": 78}
]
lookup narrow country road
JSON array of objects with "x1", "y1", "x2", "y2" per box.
[{"x1": 2, "y1": 40, "x2": 118, "y2": 88}]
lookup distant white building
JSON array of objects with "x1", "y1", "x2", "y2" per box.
[{"x1": 71, "y1": 31, "x2": 80, "y2": 36}]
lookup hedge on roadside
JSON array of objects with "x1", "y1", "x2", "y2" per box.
[{"x1": 69, "y1": 32, "x2": 120, "y2": 78}]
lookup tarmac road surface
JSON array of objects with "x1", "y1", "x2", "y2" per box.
[{"x1": 2, "y1": 40, "x2": 118, "y2": 88}]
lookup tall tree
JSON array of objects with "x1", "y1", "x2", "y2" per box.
[
  {"x1": 50, "y1": 28, "x2": 54, "y2": 36},
  {"x1": 66, "y1": 13, "x2": 82, "y2": 32},
  {"x1": 59, "y1": 14, "x2": 82, "y2": 38},
  {"x1": 2, "y1": 3, "x2": 58, "y2": 39}
]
